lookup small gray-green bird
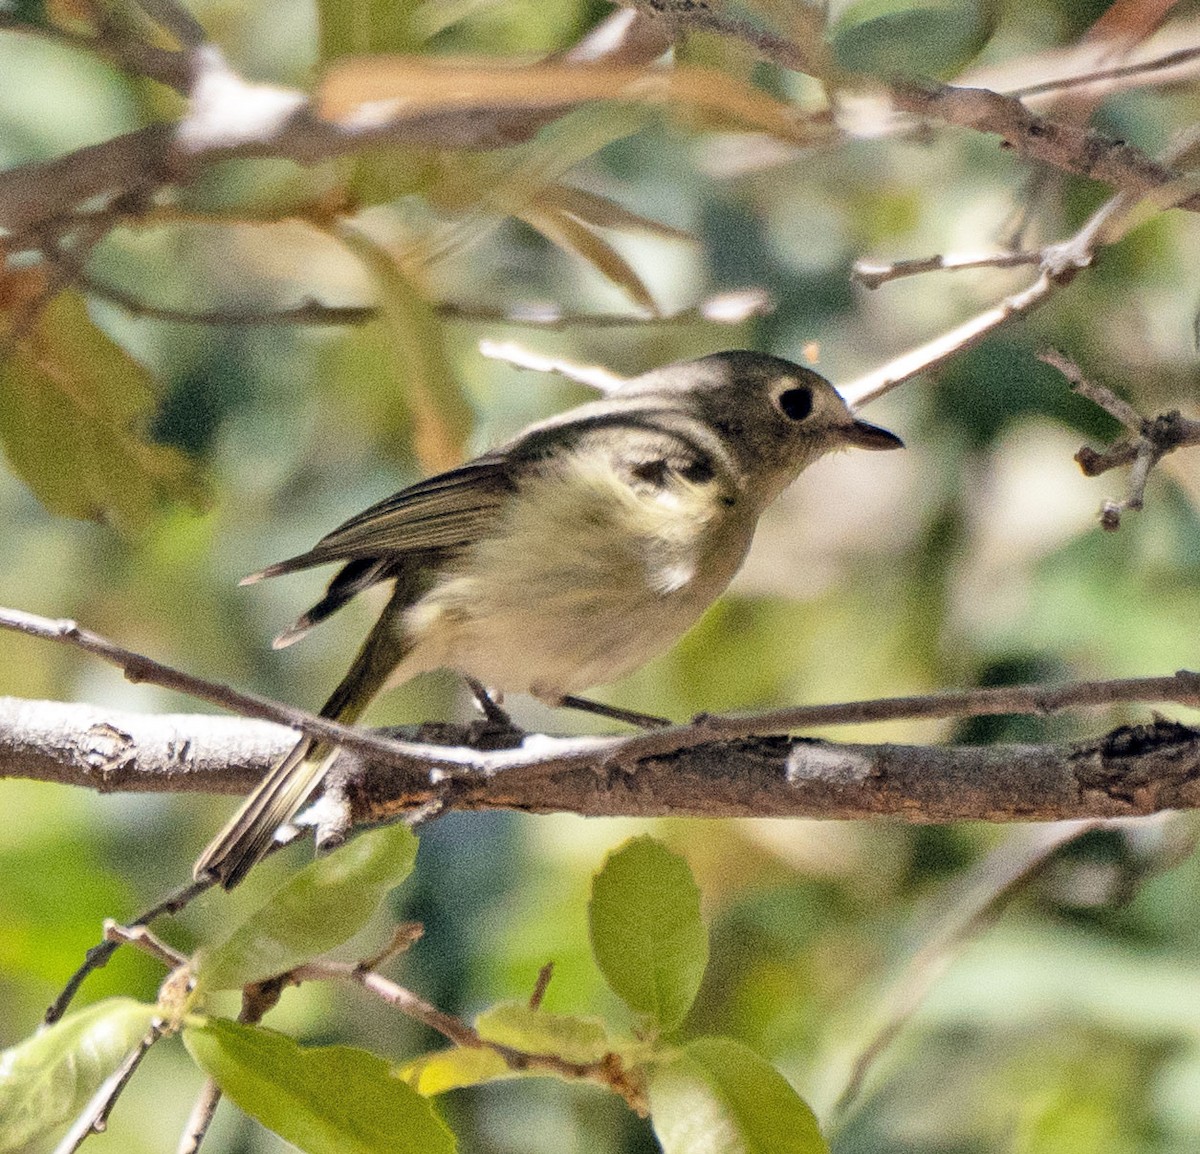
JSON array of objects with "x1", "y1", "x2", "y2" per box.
[{"x1": 195, "y1": 350, "x2": 902, "y2": 886}]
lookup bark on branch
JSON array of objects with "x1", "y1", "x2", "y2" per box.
[{"x1": 4, "y1": 697, "x2": 1199, "y2": 826}]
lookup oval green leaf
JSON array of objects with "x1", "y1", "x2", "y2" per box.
[
  {"x1": 399, "y1": 1046, "x2": 515, "y2": 1096},
  {"x1": 649, "y1": 1037, "x2": 828, "y2": 1154},
  {"x1": 194, "y1": 823, "x2": 418, "y2": 990},
  {"x1": 0, "y1": 997, "x2": 158, "y2": 1153},
  {"x1": 0, "y1": 290, "x2": 204, "y2": 534},
  {"x1": 184, "y1": 1018, "x2": 455, "y2": 1154},
  {"x1": 588, "y1": 836, "x2": 708, "y2": 1032},
  {"x1": 476, "y1": 1001, "x2": 613, "y2": 1065},
  {"x1": 830, "y1": 0, "x2": 997, "y2": 79}
]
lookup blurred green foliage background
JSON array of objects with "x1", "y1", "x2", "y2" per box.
[{"x1": 3, "y1": 0, "x2": 1200, "y2": 1150}]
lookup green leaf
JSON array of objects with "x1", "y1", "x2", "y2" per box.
[
  {"x1": 184, "y1": 1018, "x2": 455, "y2": 1154},
  {"x1": 476, "y1": 1001, "x2": 614, "y2": 1064},
  {"x1": 418, "y1": 104, "x2": 649, "y2": 257},
  {"x1": 0, "y1": 998, "x2": 158, "y2": 1153},
  {"x1": 317, "y1": 0, "x2": 424, "y2": 61},
  {"x1": 399, "y1": 1046, "x2": 515, "y2": 1096},
  {"x1": 520, "y1": 200, "x2": 659, "y2": 314},
  {"x1": 0, "y1": 290, "x2": 204, "y2": 532},
  {"x1": 648, "y1": 1037, "x2": 828, "y2": 1154},
  {"x1": 194, "y1": 824, "x2": 419, "y2": 990},
  {"x1": 588, "y1": 836, "x2": 708, "y2": 1032},
  {"x1": 830, "y1": 0, "x2": 998, "y2": 79},
  {"x1": 336, "y1": 226, "x2": 472, "y2": 473}
]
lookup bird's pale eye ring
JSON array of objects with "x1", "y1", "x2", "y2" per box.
[{"x1": 776, "y1": 384, "x2": 814, "y2": 421}]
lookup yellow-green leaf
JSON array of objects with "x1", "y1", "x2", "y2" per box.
[
  {"x1": 0, "y1": 998, "x2": 158, "y2": 1153},
  {"x1": 399, "y1": 1046, "x2": 515, "y2": 1096},
  {"x1": 194, "y1": 824, "x2": 418, "y2": 990},
  {"x1": 317, "y1": 0, "x2": 425, "y2": 62},
  {"x1": 476, "y1": 1001, "x2": 614, "y2": 1064},
  {"x1": 588, "y1": 836, "x2": 708, "y2": 1033},
  {"x1": 521, "y1": 200, "x2": 659, "y2": 314},
  {"x1": 0, "y1": 290, "x2": 204, "y2": 532},
  {"x1": 537, "y1": 183, "x2": 694, "y2": 243},
  {"x1": 337, "y1": 226, "x2": 471, "y2": 473},
  {"x1": 317, "y1": 58, "x2": 828, "y2": 147},
  {"x1": 649, "y1": 1037, "x2": 828, "y2": 1154}
]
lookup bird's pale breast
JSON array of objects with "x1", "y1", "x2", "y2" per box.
[{"x1": 391, "y1": 450, "x2": 753, "y2": 700}]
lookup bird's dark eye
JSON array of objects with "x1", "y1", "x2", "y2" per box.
[{"x1": 777, "y1": 386, "x2": 813, "y2": 421}]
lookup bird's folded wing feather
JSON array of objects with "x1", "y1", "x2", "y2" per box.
[{"x1": 246, "y1": 456, "x2": 515, "y2": 580}]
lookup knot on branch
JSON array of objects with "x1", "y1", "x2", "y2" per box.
[{"x1": 1074, "y1": 720, "x2": 1200, "y2": 808}]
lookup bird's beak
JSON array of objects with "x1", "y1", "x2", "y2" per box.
[{"x1": 841, "y1": 418, "x2": 904, "y2": 451}]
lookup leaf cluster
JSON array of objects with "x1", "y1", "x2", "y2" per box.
[{"x1": 0, "y1": 832, "x2": 825, "y2": 1154}]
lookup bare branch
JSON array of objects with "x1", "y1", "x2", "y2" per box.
[
  {"x1": 105, "y1": 921, "x2": 189, "y2": 970},
  {"x1": 45, "y1": 873, "x2": 214, "y2": 1024},
  {"x1": 529, "y1": 962, "x2": 555, "y2": 1011},
  {"x1": 176, "y1": 1081, "x2": 221, "y2": 1154},
  {"x1": 479, "y1": 340, "x2": 628, "y2": 392},
  {"x1": 851, "y1": 250, "x2": 1042, "y2": 289},
  {"x1": 447, "y1": 288, "x2": 773, "y2": 329},
  {"x1": 888, "y1": 80, "x2": 1200, "y2": 211},
  {"x1": 0, "y1": 607, "x2": 467, "y2": 776},
  {"x1": 5, "y1": 695, "x2": 1200, "y2": 827},
  {"x1": 0, "y1": 10, "x2": 676, "y2": 238},
  {"x1": 1005, "y1": 42, "x2": 1200, "y2": 100},
  {"x1": 643, "y1": 3, "x2": 1200, "y2": 214},
  {"x1": 842, "y1": 271, "x2": 1058, "y2": 406},
  {"x1": 82, "y1": 275, "x2": 376, "y2": 326},
  {"x1": 1039, "y1": 348, "x2": 1200, "y2": 529},
  {"x1": 1038, "y1": 347, "x2": 1144, "y2": 429}
]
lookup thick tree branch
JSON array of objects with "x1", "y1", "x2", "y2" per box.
[{"x1": 4, "y1": 697, "x2": 1200, "y2": 826}]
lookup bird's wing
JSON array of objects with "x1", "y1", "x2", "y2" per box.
[{"x1": 245, "y1": 455, "x2": 516, "y2": 582}]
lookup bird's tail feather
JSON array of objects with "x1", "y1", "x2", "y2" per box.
[
  {"x1": 193, "y1": 737, "x2": 336, "y2": 888},
  {"x1": 194, "y1": 587, "x2": 414, "y2": 888}
]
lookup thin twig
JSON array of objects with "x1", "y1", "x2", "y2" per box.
[
  {"x1": 46, "y1": 876, "x2": 213, "y2": 1024},
  {"x1": 176, "y1": 1080, "x2": 222, "y2": 1154},
  {"x1": 175, "y1": 978, "x2": 288, "y2": 1154},
  {"x1": 1038, "y1": 347, "x2": 1143, "y2": 428},
  {"x1": 52, "y1": 1024, "x2": 165, "y2": 1154},
  {"x1": 83, "y1": 276, "x2": 377, "y2": 326},
  {"x1": 841, "y1": 272, "x2": 1058, "y2": 406},
  {"x1": 105, "y1": 921, "x2": 189, "y2": 969},
  {"x1": 1039, "y1": 348, "x2": 1200, "y2": 529},
  {"x1": 852, "y1": 250, "x2": 1042, "y2": 289},
  {"x1": 842, "y1": 154, "x2": 1148, "y2": 407},
  {"x1": 292, "y1": 960, "x2": 646, "y2": 1110},
  {"x1": 479, "y1": 340, "x2": 627, "y2": 392},
  {"x1": 355, "y1": 923, "x2": 426, "y2": 972},
  {"x1": 529, "y1": 962, "x2": 555, "y2": 1011},
  {"x1": 832, "y1": 822, "x2": 1101, "y2": 1118},
  {"x1": 0, "y1": 607, "x2": 462, "y2": 779},
  {"x1": 446, "y1": 288, "x2": 774, "y2": 328},
  {"x1": 1005, "y1": 42, "x2": 1200, "y2": 100}
]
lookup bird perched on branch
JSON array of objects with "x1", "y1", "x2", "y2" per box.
[{"x1": 195, "y1": 350, "x2": 902, "y2": 887}]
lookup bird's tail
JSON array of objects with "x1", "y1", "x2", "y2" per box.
[{"x1": 194, "y1": 596, "x2": 411, "y2": 889}]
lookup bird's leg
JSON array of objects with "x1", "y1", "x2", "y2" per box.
[
  {"x1": 465, "y1": 677, "x2": 517, "y2": 728},
  {"x1": 557, "y1": 694, "x2": 671, "y2": 729}
]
